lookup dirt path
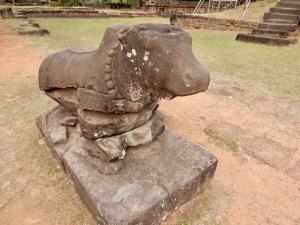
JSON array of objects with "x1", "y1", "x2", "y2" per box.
[
  {"x1": 0, "y1": 19, "x2": 299, "y2": 225},
  {"x1": 160, "y1": 92, "x2": 300, "y2": 225}
]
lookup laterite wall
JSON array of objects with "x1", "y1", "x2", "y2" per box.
[{"x1": 170, "y1": 14, "x2": 259, "y2": 31}]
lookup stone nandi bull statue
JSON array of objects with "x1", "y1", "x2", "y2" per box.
[{"x1": 38, "y1": 23, "x2": 210, "y2": 174}]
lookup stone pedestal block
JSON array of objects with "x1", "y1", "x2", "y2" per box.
[{"x1": 36, "y1": 106, "x2": 217, "y2": 225}]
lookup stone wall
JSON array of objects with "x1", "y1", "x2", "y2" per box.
[
  {"x1": 148, "y1": 3, "x2": 207, "y2": 14},
  {"x1": 170, "y1": 13, "x2": 259, "y2": 31},
  {"x1": 16, "y1": 9, "x2": 159, "y2": 18}
]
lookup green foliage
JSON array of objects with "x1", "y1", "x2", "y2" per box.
[
  {"x1": 127, "y1": 0, "x2": 143, "y2": 8},
  {"x1": 7, "y1": 0, "x2": 42, "y2": 4},
  {"x1": 101, "y1": 0, "x2": 132, "y2": 8},
  {"x1": 100, "y1": 0, "x2": 146, "y2": 8},
  {"x1": 112, "y1": 0, "x2": 146, "y2": 8},
  {"x1": 49, "y1": 0, "x2": 87, "y2": 7},
  {"x1": 93, "y1": 0, "x2": 101, "y2": 5},
  {"x1": 101, "y1": 0, "x2": 110, "y2": 4},
  {"x1": 119, "y1": 2, "x2": 132, "y2": 8},
  {"x1": 49, "y1": 0, "x2": 61, "y2": 6}
]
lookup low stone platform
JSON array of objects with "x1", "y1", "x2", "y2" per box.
[
  {"x1": 36, "y1": 106, "x2": 217, "y2": 224},
  {"x1": 236, "y1": 0, "x2": 300, "y2": 46}
]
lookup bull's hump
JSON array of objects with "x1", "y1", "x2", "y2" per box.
[{"x1": 69, "y1": 47, "x2": 97, "y2": 53}]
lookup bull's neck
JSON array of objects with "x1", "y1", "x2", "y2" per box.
[
  {"x1": 101, "y1": 43, "x2": 160, "y2": 107},
  {"x1": 103, "y1": 43, "x2": 142, "y2": 100},
  {"x1": 102, "y1": 42, "x2": 120, "y2": 99}
]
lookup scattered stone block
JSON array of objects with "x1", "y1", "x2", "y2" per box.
[
  {"x1": 18, "y1": 28, "x2": 50, "y2": 36},
  {"x1": 36, "y1": 106, "x2": 82, "y2": 170},
  {"x1": 45, "y1": 88, "x2": 80, "y2": 114},
  {"x1": 78, "y1": 101, "x2": 159, "y2": 140},
  {"x1": 0, "y1": 7, "x2": 14, "y2": 19},
  {"x1": 50, "y1": 124, "x2": 67, "y2": 144}
]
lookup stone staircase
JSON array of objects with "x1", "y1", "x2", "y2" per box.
[{"x1": 236, "y1": 0, "x2": 300, "y2": 46}]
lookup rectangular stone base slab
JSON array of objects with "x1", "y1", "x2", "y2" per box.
[
  {"x1": 36, "y1": 107, "x2": 218, "y2": 224},
  {"x1": 64, "y1": 131, "x2": 217, "y2": 225}
]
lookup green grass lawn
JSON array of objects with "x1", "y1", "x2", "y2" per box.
[{"x1": 189, "y1": 29, "x2": 300, "y2": 103}]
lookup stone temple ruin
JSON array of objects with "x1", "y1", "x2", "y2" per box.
[{"x1": 36, "y1": 23, "x2": 218, "y2": 224}]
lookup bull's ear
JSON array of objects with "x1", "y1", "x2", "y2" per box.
[{"x1": 117, "y1": 28, "x2": 134, "y2": 44}]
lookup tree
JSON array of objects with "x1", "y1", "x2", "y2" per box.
[{"x1": 128, "y1": 0, "x2": 144, "y2": 8}]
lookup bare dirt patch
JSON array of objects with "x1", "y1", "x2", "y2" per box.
[
  {"x1": 0, "y1": 10, "x2": 299, "y2": 225},
  {"x1": 160, "y1": 92, "x2": 300, "y2": 225}
]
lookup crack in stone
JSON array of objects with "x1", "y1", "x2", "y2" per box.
[
  {"x1": 144, "y1": 168, "x2": 174, "y2": 204},
  {"x1": 125, "y1": 152, "x2": 174, "y2": 203}
]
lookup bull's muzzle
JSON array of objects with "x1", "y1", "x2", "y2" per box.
[{"x1": 166, "y1": 65, "x2": 210, "y2": 97}]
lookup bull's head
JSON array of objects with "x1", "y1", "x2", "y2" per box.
[{"x1": 117, "y1": 24, "x2": 210, "y2": 100}]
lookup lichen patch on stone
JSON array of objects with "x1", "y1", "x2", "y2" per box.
[
  {"x1": 132, "y1": 49, "x2": 137, "y2": 56},
  {"x1": 143, "y1": 51, "x2": 150, "y2": 61}
]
